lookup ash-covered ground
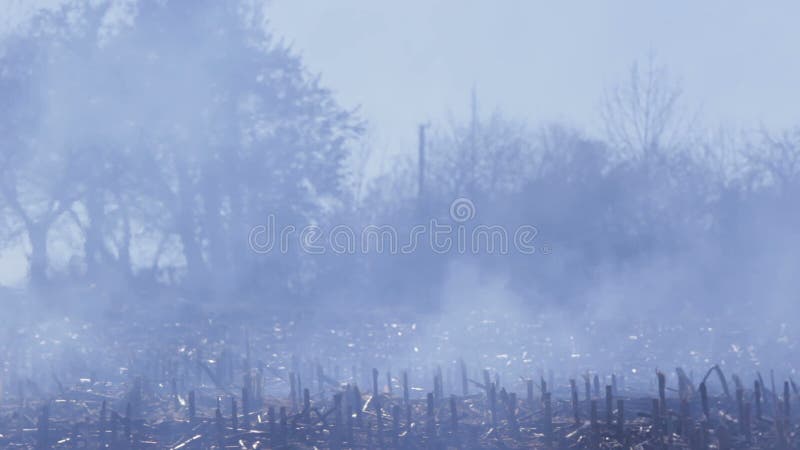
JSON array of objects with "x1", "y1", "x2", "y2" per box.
[{"x1": 1, "y1": 291, "x2": 797, "y2": 448}]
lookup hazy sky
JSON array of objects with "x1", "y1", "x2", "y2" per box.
[
  {"x1": 3, "y1": 0, "x2": 799, "y2": 153},
  {"x1": 268, "y1": 0, "x2": 800, "y2": 155}
]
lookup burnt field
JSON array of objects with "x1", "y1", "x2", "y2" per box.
[
  {"x1": 0, "y1": 297, "x2": 797, "y2": 449},
  {"x1": 4, "y1": 2, "x2": 800, "y2": 449}
]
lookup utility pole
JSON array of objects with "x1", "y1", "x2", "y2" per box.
[
  {"x1": 418, "y1": 124, "x2": 426, "y2": 199},
  {"x1": 468, "y1": 86, "x2": 478, "y2": 196},
  {"x1": 418, "y1": 123, "x2": 426, "y2": 206}
]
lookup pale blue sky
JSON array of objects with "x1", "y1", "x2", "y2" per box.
[{"x1": 268, "y1": 1, "x2": 800, "y2": 154}]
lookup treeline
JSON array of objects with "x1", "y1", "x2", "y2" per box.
[
  {"x1": 357, "y1": 102, "x2": 800, "y2": 314},
  {"x1": 1, "y1": 1, "x2": 799, "y2": 312},
  {"x1": 0, "y1": 1, "x2": 359, "y2": 300}
]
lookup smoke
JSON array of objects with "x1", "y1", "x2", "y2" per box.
[{"x1": 1, "y1": 1, "x2": 799, "y2": 404}]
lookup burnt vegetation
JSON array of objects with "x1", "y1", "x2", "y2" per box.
[{"x1": 0, "y1": 306, "x2": 798, "y2": 449}]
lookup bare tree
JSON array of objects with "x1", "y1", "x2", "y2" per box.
[
  {"x1": 747, "y1": 127, "x2": 800, "y2": 191},
  {"x1": 602, "y1": 56, "x2": 690, "y2": 160},
  {"x1": 428, "y1": 90, "x2": 536, "y2": 202}
]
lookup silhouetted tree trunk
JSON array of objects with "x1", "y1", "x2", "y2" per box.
[
  {"x1": 28, "y1": 222, "x2": 49, "y2": 286},
  {"x1": 84, "y1": 188, "x2": 107, "y2": 281}
]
